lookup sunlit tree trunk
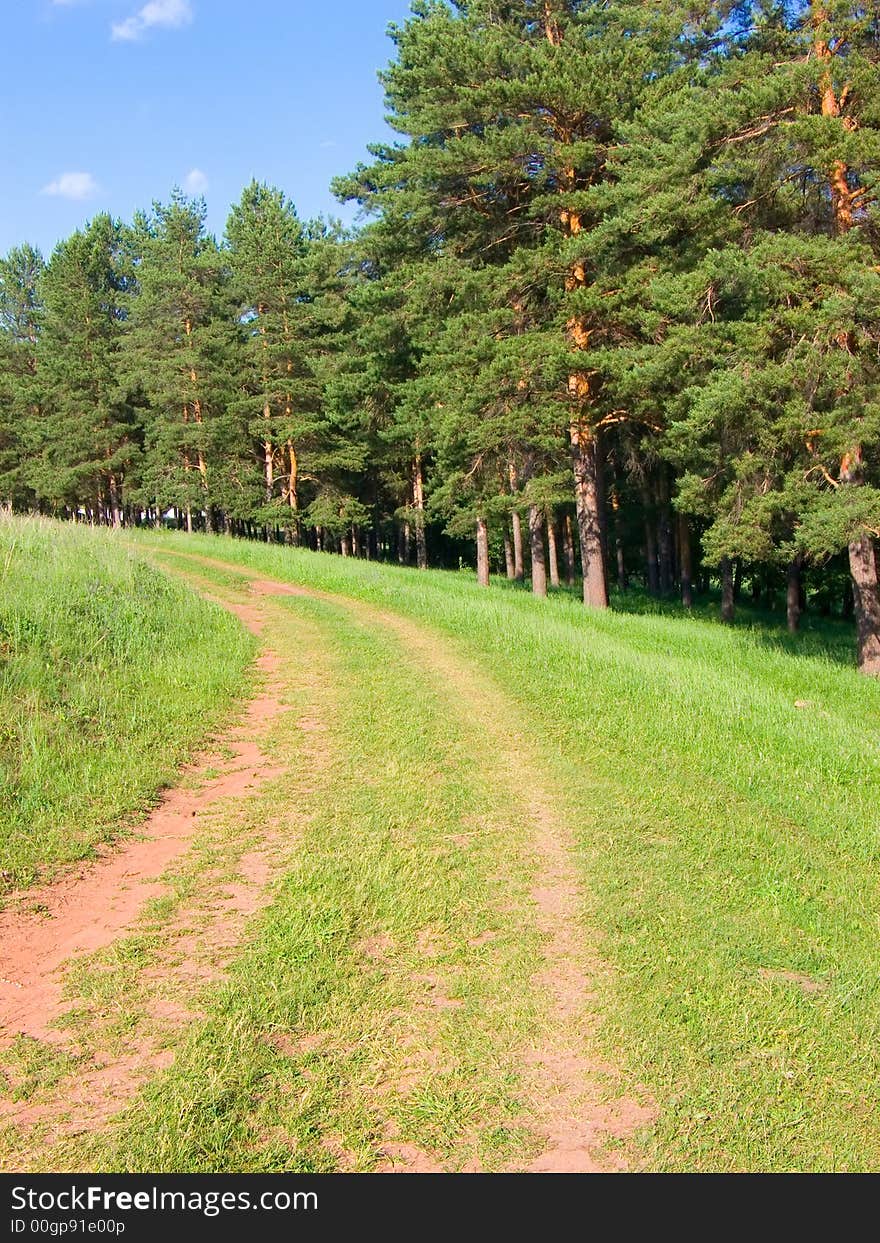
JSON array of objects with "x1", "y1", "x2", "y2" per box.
[
  {"x1": 476, "y1": 516, "x2": 490, "y2": 587},
  {"x1": 413, "y1": 451, "x2": 428, "y2": 569},
  {"x1": 546, "y1": 9, "x2": 608, "y2": 610},
  {"x1": 547, "y1": 512, "x2": 561, "y2": 588},
  {"x1": 108, "y1": 472, "x2": 122, "y2": 530},
  {"x1": 508, "y1": 462, "x2": 524, "y2": 581}
]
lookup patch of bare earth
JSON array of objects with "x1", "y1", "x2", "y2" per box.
[
  {"x1": 758, "y1": 968, "x2": 826, "y2": 995},
  {"x1": 0, "y1": 652, "x2": 281, "y2": 1043},
  {"x1": 0, "y1": 587, "x2": 326, "y2": 1156}
]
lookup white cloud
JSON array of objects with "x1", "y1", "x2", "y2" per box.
[
  {"x1": 41, "y1": 171, "x2": 99, "y2": 201},
  {"x1": 112, "y1": 0, "x2": 193, "y2": 42},
  {"x1": 183, "y1": 168, "x2": 208, "y2": 194}
]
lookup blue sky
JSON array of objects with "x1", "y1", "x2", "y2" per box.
[{"x1": 0, "y1": 0, "x2": 415, "y2": 256}]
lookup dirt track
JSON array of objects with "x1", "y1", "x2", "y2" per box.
[{"x1": 0, "y1": 553, "x2": 651, "y2": 1170}]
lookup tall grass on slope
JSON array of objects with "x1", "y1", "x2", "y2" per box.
[{"x1": 0, "y1": 519, "x2": 254, "y2": 893}]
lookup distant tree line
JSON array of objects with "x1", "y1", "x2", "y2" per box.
[{"x1": 1, "y1": 1, "x2": 878, "y2": 673}]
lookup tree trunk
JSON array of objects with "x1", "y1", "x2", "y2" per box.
[
  {"x1": 596, "y1": 439, "x2": 609, "y2": 583},
  {"x1": 529, "y1": 504, "x2": 548, "y2": 598},
  {"x1": 190, "y1": 402, "x2": 211, "y2": 533},
  {"x1": 476, "y1": 516, "x2": 490, "y2": 588},
  {"x1": 185, "y1": 506, "x2": 193, "y2": 534},
  {"x1": 107, "y1": 473, "x2": 122, "y2": 530},
  {"x1": 611, "y1": 480, "x2": 628, "y2": 592},
  {"x1": 643, "y1": 516, "x2": 659, "y2": 595},
  {"x1": 511, "y1": 510, "x2": 524, "y2": 581},
  {"x1": 679, "y1": 513, "x2": 694, "y2": 610},
  {"x1": 287, "y1": 440, "x2": 297, "y2": 509},
  {"x1": 508, "y1": 463, "x2": 524, "y2": 581},
  {"x1": 503, "y1": 523, "x2": 516, "y2": 580},
  {"x1": 413, "y1": 453, "x2": 428, "y2": 570},
  {"x1": 547, "y1": 513, "x2": 561, "y2": 589},
  {"x1": 656, "y1": 474, "x2": 674, "y2": 595},
  {"x1": 554, "y1": 60, "x2": 608, "y2": 612},
  {"x1": 570, "y1": 422, "x2": 608, "y2": 608},
  {"x1": 815, "y1": 12, "x2": 859, "y2": 237},
  {"x1": 258, "y1": 311, "x2": 274, "y2": 503},
  {"x1": 371, "y1": 494, "x2": 381, "y2": 561},
  {"x1": 720, "y1": 558, "x2": 735, "y2": 623},
  {"x1": 813, "y1": 19, "x2": 877, "y2": 672},
  {"x1": 563, "y1": 514, "x2": 576, "y2": 587},
  {"x1": 285, "y1": 440, "x2": 300, "y2": 545},
  {"x1": 849, "y1": 534, "x2": 880, "y2": 675},
  {"x1": 787, "y1": 556, "x2": 803, "y2": 634},
  {"x1": 263, "y1": 408, "x2": 273, "y2": 502}
]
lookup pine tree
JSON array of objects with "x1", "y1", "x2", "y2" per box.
[
  {"x1": 227, "y1": 187, "x2": 357, "y2": 543},
  {"x1": 609, "y1": 0, "x2": 880, "y2": 669},
  {"x1": 338, "y1": 0, "x2": 686, "y2": 603},
  {"x1": 323, "y1": 248, "x2": 422, "y2": 563},
  {"x1": 126, "y1": 193, "x2": 235, "y2": 532},
  {"x1": 0, "y1": 245, "x2": 43, "y2": 509},
  {"x1": 34, "y1": 217, "x2": 137, "y2": 524},
  {"x1": 227, "y1": 182, "x2": 310, "y2": 533}
]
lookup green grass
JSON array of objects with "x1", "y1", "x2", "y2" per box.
[
  {"x1": 0, "y1": 518, "x2": 255, "y2": 892},
  {"x1": 122, "y1": 530, "x2": 880, "y2": 1172}
]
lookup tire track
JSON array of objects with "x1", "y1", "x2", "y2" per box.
[{"x1": 162, "y1": 549, "x2": 655, "y2": 1171}]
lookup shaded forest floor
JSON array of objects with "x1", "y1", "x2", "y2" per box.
[{"x1": 2, "y1": 526, "x2": 880, "y2": 1171}]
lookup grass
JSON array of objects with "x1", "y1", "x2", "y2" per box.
[
  {"x1": 120, "y1": 530, "x2": 880, "y2": 1172},
  {"x1": 0, "y1": 517, "x2": 255, "y2": 892}
]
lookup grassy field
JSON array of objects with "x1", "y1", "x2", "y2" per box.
[
  {"x1": 3, "y1": 522, "x2": 880, "y2": 1173},
  {"x1": 119, "y1": 530, "x2": 880, "y2": 1172},
  {"x1": 0, "y1": 518, "x2": 254, "y2": 892}
]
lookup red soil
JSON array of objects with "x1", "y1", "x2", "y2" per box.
[{"x1": 0, "y1": 601, "x2": 284, "y2": 1048}]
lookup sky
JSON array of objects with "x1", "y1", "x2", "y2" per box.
[{"x1": 0, "y1": 0, "x2": 415, "y2": 257}]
